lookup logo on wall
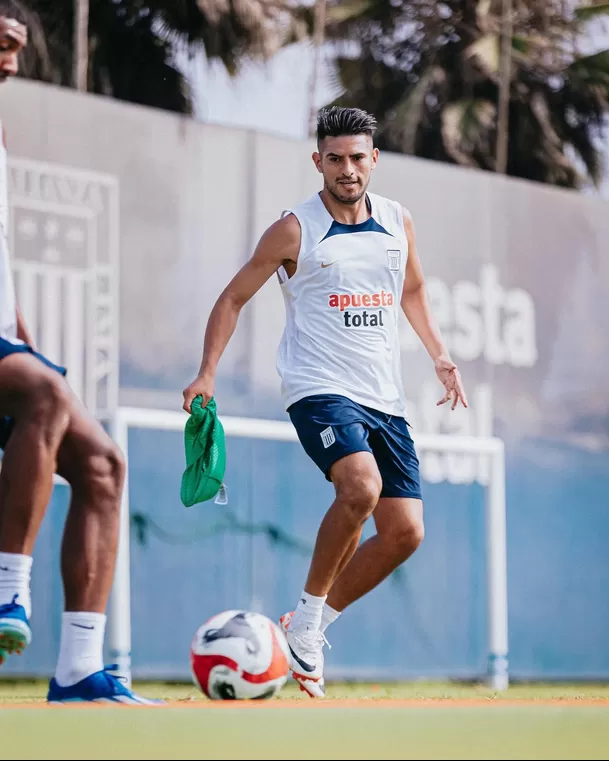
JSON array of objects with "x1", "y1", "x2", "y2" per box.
[{"x1": 8, "y1": 158, "x2": 120, "y2": 415}]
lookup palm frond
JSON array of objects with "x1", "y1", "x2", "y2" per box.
[
  {"x1": 14, "y1": 0, "x2": 304, "y2": 113},
  {"x1": 314, "y1": 0, "x2": 609, "y2": 188},
  {"x1": 574, "y1": 2, "x2": 609, "y2": 23}
]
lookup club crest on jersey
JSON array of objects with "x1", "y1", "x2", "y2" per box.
[{"x1": 387, "y1": 249, "x2": 401, "y2": 271}]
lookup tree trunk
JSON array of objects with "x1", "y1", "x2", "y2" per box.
[
  {"x1": 496, "y1": 0, "x2": 513, "y2": 174},
  {"x1": 73, "y1": 0, "x2": 89, "y2": 91},
  {"x1": 307, "y1": 0, "x2": 327, "y2": 138}
]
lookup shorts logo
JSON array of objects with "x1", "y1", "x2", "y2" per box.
[
  {"x1": 387, "y1": 250, "x2": 401, "y2": 271},
  {"x1": 320, "y1": 426, "x2": 336, "y2": 449}
]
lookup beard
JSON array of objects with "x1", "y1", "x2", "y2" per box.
[{"x1": 325, "y1": 177, "x2": 369, "y2": 206}]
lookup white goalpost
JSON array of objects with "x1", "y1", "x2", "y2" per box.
[{"x1": 106, "y1": 406, "x2": 509, "y2": 692}]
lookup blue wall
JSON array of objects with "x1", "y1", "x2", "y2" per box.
[{"x1": 5, "y1": 425, "x2": 608, "y2": 683}]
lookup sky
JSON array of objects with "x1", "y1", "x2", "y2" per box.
[
  {"x1": 172, "y1": 0, "x2": 339, "y2": 141},
  {"x1": 178, "y1": 39, "x2": 339, "y2": 141}
]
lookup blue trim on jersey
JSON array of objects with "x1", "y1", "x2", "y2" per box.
[{"x1": 320, "y1": 217, "x2": 394, "y2": 243}]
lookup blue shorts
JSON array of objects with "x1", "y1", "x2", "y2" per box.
[
  {"x1": 288, "y1": 394, "x2": 422, "y2": 500},
  {"x1": 0, "y1": 337, "x2": 67, "y2": 450}
]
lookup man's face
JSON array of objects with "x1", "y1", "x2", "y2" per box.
[
  {"x1": 0, "y1": 15, "x2": 27, "y2": 84},
  {"x1": 313, "y1": 134, "x2": 379, "y2": 205}
]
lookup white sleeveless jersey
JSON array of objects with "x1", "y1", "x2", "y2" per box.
[
  {"x1": 0, "y1": 120, "x2": 17, "y2": 341},
  {"x1": 276, "y1": 191, "x2": 408, "y2": 416}
]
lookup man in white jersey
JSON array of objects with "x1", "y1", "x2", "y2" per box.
[
  {"x1": 183, "y1": 106, "x2": 467, "y2": 697},
  {"x1": 0, "y1": 0, "x2": 161, "y2": 705}
]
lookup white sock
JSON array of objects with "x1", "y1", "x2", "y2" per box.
[
  {"x1": 54, "y1": 611, "x2": 106, "y2": 687},
  {"x1": 0, "y1": 552, "x2": 33, "y2": 619},
  {"x1": 320, "y1": 603, "x2": 341, "y2": 634},
  {"x1": 290, "y1": 590, "x2": 327, "y2": 635}
]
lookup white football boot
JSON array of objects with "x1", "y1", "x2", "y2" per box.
[{"x1": 279, "y1": 611, "x2": 329, "y2": 699}]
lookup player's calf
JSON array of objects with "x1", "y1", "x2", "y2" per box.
[
  {"x1": 63, "y1": 437, "x2": 125, "y2": 508},
  {"x1": 56, "y1": 414, "x2": 125, "y2": 614}
]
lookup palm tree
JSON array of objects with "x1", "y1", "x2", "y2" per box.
[
  {"x1": 309, "y1": 0, "x2": 609, "y2": 189},
  {"x1": 18, "y1": 0, "x2": 303, "y2": 114}
]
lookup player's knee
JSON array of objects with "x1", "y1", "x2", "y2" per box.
[
  {"x1": 337, "y1": 473, "x2": 382, "y2": 524},
  {"x1": 29, "y1": 376, "x2": 71, "y2": 439}
]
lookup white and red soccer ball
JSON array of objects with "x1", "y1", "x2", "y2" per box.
[{"x1": 190, "y1": 609, "x2": 291, "y2": 700}]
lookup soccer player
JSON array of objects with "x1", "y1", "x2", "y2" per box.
[
  {"x1": 183, "y1": 106, "x2": 467, "y2": 697},
  {"x1": 0, "y1": 0, "x2": 161, "y2": 704}
]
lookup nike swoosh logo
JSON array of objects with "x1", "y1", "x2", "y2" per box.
[
  {"x1": 0, "y1": 565, "x2": 9, "y2": 571},
  {"x1": 71, "y1": 623, "x2": 95, "y2": 630},
  {"x1": 288, "y1": 644, "x2": 316, "y2": 673},
  {"x1": 320, "y1": 261, "x2": 338, "y2": 268}
]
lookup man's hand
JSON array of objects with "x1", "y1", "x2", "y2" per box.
[
  {"x1": 182, "y1": 373, "x2": 215, "y2": 414},
  {"x1": 434, "y1": 357, "x2": 468, "y2": 410}
]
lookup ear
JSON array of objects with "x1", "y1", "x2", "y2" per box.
[
  {"x1": 312, "y1": 151, "x2": 323, "y2": 174},
  {"x1": 371, "y1": 147, "x2": 379, "y2": 170}
]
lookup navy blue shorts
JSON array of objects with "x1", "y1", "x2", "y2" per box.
[
  {"x1": 288, "y1": 394, "x2": 422, "y2": 500},
  {"x1": 0, "y1": 337, "x2": 67, "y2": 450}
]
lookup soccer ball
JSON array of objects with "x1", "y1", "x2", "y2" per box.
[{"x1": 190, "y1": 609, "x2": 291, "y2": 700}]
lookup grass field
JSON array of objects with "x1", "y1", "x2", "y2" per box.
[{"x1": 2, "y1": 679, "x2": 609, "y2": 760}]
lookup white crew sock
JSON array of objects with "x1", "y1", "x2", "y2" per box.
[
  {"x1": 320, "y1": 603, "x2": 341, "y2": 634},
  {"x1": 54, "y1": 611, "x2": 106, "y2": 687},
  {"x1": 0, "y1": 552, "x2": 33, "y2": 618},
  {"x1": 289, "y1": 590, "x2": 327, "y2": 635}
]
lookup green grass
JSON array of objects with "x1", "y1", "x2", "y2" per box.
[
  {"x1": 2, "y1": 678, "x2": 609, "y2": 703},
  {"x1": 2, "y1": 680, "x2": 609, "y2": 760}
]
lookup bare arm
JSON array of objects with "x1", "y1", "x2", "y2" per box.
[
  {"x1": 16, "y1": 305, "x2": 35, "y2": 347},
  {"x1": 182, "y1": 213, "x2": 301, "y2": 412},
  {"x1": 400, "y1": 208, "x2": 467, "y2": 410}
]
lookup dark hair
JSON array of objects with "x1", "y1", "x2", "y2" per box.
[
  {"x1": 0, "y1": 0, "x2": 29, "y2": 25},
  {"x1": 316, "y1": 106, "x2": 377, "y2": 146}
]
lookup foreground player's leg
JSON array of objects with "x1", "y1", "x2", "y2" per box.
[
  {"x1": 46, "y1": 398, "x2": 163, "y2": 705},
  {"x1": 300, "y1": 451, "x2": 382, "y2": 599},
  {"x1": 0, "y1": 354, "x2": 71, "y2": 661},
  {"x1": 284, "y1": 452, "x2": 381, "y2": 696},
  {"x1": 320, "y1": 417, "x2": 424, "y2": 632},
  {"x1": 326, "y1": 497, "x2": 423, "y2": 612}
]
